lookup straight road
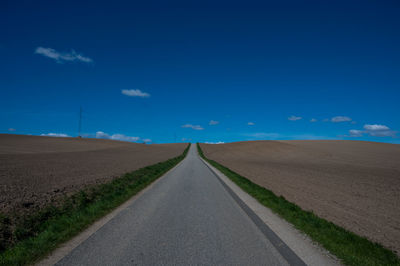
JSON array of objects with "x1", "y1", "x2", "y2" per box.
[{"x1": 56, "y1": 144, "x2": 302, "y2": 266}]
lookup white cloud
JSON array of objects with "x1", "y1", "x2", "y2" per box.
[
  {"x1": 331, "y1": 116, "x2": 352, "y2": 123},
  {"x1": 205, "y1": 141, "x2": 225, "y2": 144},
  {"x1": 288, "y1": 115, "x2": 302, "y2": 121},
  {"x1": 95, "y1": 131, "x2": 140, "y2": 142},
  {"x1": 209, "y1": 120, "x2": 219, "y2": 125},
  {"x1": 181, "y1": 124, "x2": 204, "y2": 130},
  {"x1": 121, "y1": 89, "x2": 150, "y2": 98},
  {"x1": 310, "y1": 118, "x2": 317, "y2": 122},
  {"x1": 363, "y1": 124, "x2": 396, "y2": 137},
  {"x1": 349, "y1": 129, "x2": 363, "y2": 137},
  {"x1": 247, "y1": 122, "x2": 255, "y2": 126},
  {"x1": 363, "y1": 124, "x2": 389, "y2": 131},
  {"x1": 95, "y1": 131, "x2": 109, "y2": 139},
  {"x1": 8, "y1": 128, "x2": 16, "y2": 131},
  {"x1": 111, "y1": 134, "x2": 140, "y2": 142},
  {"x1": 247, "y1": 132, "x2": 280, "y2": 139},
  {"x1": 245, "y1": 132, "x2": 334, "y2": 140},
  {"x1": 142, "y1": 138, "x2": 152, "y2": 143},
  {"x1": 290, "y1": 134, "x2": 336, "y2": 140},
  {"x1": 35, "y1": 47, "x2": 92, "y2": 63},
  {"x1": 348, "y1": 124, "x2": 397, "y2": 138},
  {"x1": 41, "y1": 133, "x2": 70, "y2": 137}
]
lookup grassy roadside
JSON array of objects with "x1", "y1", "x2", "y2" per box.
[
  {"x1": 197, "y1": 143, "x2": 399, "y2": 266},
  {"x1": 0, "y1": 144, "x2": 190, "y2": 266}
]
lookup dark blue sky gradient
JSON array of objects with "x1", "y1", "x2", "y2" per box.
[{"x1": 1, "y1": 1, "x2": 399, "y2": 143}]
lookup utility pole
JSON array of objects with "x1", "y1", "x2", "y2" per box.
[{"x1": 78, "y1": 107, "x2": 82, "y2": 138}]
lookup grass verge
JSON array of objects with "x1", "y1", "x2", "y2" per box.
[
  {"x1": 0, "y1": 144, "x2": 190, "y2": 266},
  {"x1": 197, "y1": 143, "x2": 399, "y2": 266}
]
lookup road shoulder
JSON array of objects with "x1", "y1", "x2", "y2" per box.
[
  {"x1": 200, "y1": 157, "x2": 341, "y2": 266},
  {"x1": 36, "y1": 158, "x2": 186, "y2": 266}
]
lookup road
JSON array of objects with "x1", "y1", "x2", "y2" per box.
[{"x1": 56, "y1": 144, "x2": 304, "y2": 266}]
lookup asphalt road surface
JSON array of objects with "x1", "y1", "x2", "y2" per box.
[{"x1": 56, "y1": 144, "x2": 303, "y2": 266}]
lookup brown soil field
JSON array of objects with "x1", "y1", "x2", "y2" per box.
[
  {"x1": 0, "y1": 134, "x2": 186, "y2": 216},
  {"x1": 200, "y1": 140, "x2": 400, "y2": 255}
]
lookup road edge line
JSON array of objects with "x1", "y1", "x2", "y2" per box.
[{"x1": 199, "y1": 156, "x2": 340, "y2": 266}]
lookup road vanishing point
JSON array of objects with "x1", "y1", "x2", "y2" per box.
[{"x1": 55, "y1": 144, "x2": 307, "y2": 266}]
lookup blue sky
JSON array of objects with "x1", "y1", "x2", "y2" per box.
[{"x1": 1, "y1": 0, "x2": 399, "y2": 143}]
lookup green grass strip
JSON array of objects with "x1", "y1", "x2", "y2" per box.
[
  {"x1": 0, "y1": 144, "x2": 190, "y2": 266},
  {"x1": 197, "y1": 143, "x2": 399, "y2": 266}
]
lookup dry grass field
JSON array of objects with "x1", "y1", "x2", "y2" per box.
[
  {"x1": 200, "y1": 140, "x2": 400, "y2": 255},
  {"x1": 0, "y1": 134, "x2": 186, "y2": 216}
]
